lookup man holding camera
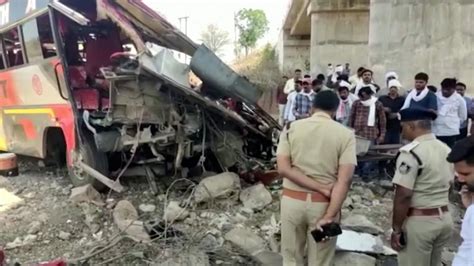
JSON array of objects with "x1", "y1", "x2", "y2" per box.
[
  {"x1": 447, "y1": 137, "x2": 474, "y2": 266},
  {"x1": 277, "y1": 91, "x2": 356, "y2": 266},
  {"x1": 390, "y1": 108, "x2": 454, "y2": 266}
]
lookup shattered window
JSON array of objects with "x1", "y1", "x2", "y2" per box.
[{"x1": 22, "y1": 14, "x2": 57, "y2": 63}]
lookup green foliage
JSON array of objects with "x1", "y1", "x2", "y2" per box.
[
  {"x1": 235, "y1": 9, "x2": 269, "y2": 56},
  {"x1": 199, "y1": 24, "x2": 230, "y2": 57}
]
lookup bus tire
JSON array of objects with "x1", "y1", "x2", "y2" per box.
[{"x1": 68, "y1": 133, "x2": 109, "y2": 192}]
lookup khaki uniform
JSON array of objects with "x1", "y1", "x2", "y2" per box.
[
  {"x1": 392, "y1": 133, "x2": 454, "y2": 266},
  {"x1": 277, "y1": 112, "x2": 357, "y2": 266}
]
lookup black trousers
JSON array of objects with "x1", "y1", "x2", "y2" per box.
[
  {"x1": 437, "y1": 135, "x2": 457, "y2": 148},
  {"x1": 457, "y1": 127, "x2": 468, "y2": 141}
]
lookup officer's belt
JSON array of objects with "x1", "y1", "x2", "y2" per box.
[
  {"x1": 407, "y1": 206, "x2": 448, "y2": 216},
  {"x1": 282, "y1": 188, "x2": 329, "y2": 202}
]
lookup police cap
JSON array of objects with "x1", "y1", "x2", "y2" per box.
[{"x1": 399, "y1": 108, "x2": 437, "y2": 122}]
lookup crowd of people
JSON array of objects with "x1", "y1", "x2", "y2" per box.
[
  {"x1": 276, "y1": 66, "x2": 473, "y2": 149},
  {"x1": 275, "y1": 65, "x2": 474, "y2": 266}
]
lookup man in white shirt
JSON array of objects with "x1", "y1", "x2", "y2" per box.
[
  {"x1": 283, "y1": 69, "x2": 303, "y2": 95},
  {"x1": 434, "y1": 78, "x2": 468, "y2": 148},
  {"x1": 283, "y1": 79, "x2": 302, "y2": 124},
  {"x1": 446, "y1": 137, "x2": 474, "y2": 266}
]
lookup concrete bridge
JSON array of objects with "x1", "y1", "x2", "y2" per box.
[{"x1": 277, "y1": 0, "x2": 474, "y2": 91}]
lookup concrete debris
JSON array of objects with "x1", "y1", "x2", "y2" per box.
[
  {"x1": 199, "y1": 234, "x2": 223, "y2": 252},
  {"x1": 194, "y1": 172, "x2": 241, "y2": 203},
  {"x1": 139, "y1": 203, "x2": 156, "y2": 213},
  {"x1": 163, "y1": 201, "x2": 190, "y2": 222},
  {"x1": 113, "y1": 200, "x2": 150, "y2": 242},
  {"x1": 442, "y1": 249, "x2": 455, "y2": 266},
  {"x1": 334, "y1": 252, "x2": 376, "y2": 266},
  {"x1": 253, "y1": 250, "x2": 283, "y2": 266},
  {"x1": 22, "y1": 234, "x2": 38, "y2": 245},
  {"x1": 378, "y1": 180, "x2": 394, "y2": 189},
  {"x1": 239, "y1": 183, "x2": 273, "y2": 211},
  {"x1": 27, "y1": 221, "x2": 42, "y2": 235},
  {"x1": 69, "y1": 184, "x2": 104, "y2": 206},
  {"x1": 336, "y1": 230, "x2": 396, "y2": 256},
  {"x1": 342, "y1": 197, "x2": 353, "y2": 209},
  {"x1": 342, "y1": 214, "x2": 383, "y2": 235},
  {"x1": 5, "y1": 237, "x2": 24, "y2": 250},
  {"x1": 0, "y1": 188, "x2": 24, "y2": 212},
  {"x1": 350, "y1": 195, "x2": 362, "y2": 204},
  {"x1": 224, "y1": 228, "x2": 266, "y2": 255},
  {"x1": 58, "y1": 231, "x2": 71, "y2": 241}
]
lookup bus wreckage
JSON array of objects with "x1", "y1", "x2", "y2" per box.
[{"x1": 0, "y1": 0, "x2": 279, "y2": 191}]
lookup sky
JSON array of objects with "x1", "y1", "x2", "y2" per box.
[{"x1": 143, "y1": 0, "x2": 290, "y2": 62}]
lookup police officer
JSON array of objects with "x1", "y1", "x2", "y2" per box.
[
  {"x1": 390, "y1": 108, "x2": 454, "y2": 266},
  {"x1": 277, "y1": 91, "x2": 357, "y2": 266}
]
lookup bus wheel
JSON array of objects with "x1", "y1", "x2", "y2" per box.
[{"x1": 68, "y1": 134, "x2": 109, "y2": 192}]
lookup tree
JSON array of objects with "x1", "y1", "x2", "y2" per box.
[
  {"x1": 199, "y1": 24, "x2": 230, "y2": 57},
  {"x1": 235, "y1": 9, "x2": 269, "y2": 56}
]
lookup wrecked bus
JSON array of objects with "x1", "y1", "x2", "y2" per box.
[{"x1": 0, "y1": 0, "x2": 279, "y2": 191}]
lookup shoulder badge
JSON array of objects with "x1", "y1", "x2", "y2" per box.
[
  {"x1": 399, "y1": 141, "x2": 420, "y2": 153},
  {"x1": 398, "y1": 161, "x2": 412, "y2": 175}
]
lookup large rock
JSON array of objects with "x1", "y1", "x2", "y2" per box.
[
  {"x1": 0, "y1": 188, "x2": 24, "y2": 212},
  {"x1": 334, "y1": 252, "x2": 376, "y2": 266},
  {"x1": 224, "y1": 228, "x2": 266, "y2": 255},
  {"x1": 163, "y1": 201, "x2": 189, "y2": 222},
  {"x1": 239, "y1": 183, "x2": 272, "y2": 211},
  {"x1": 341, "y1": 214, "x2": 383, "y2": 235},
  {"x1": 194, "y1": 172, "x2": 241, "y2": 203},
  {"x1": 253, "y1": 250, "x2": 283, "y2": 266},
  {"x1": 113, "y1": 200, "x2": 150, "y2": 242},
  {"x1": 336, "y1": 230, "x2": 396, "y2": 256},
  {"x1": 139, "y1": 204, "x2": 156, "y2": 213},
  {"x1": 69, "y1": 185, "x2": 104, "y2": 206}
]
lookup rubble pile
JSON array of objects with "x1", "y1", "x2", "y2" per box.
[{"x1": 0, "y1": 163, "x2": 464, "y2": 265}]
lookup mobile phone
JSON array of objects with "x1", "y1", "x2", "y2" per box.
[
  {"x1": 311, "y1": 223, "x2": 342, "y2": 243},
  {"x1": 399, "y1": 231, "x2": 407, "y2": 247}
]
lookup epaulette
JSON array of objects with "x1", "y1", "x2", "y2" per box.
[{"x1": 399, "y1": 141, "x2": 420, "y2": 153}]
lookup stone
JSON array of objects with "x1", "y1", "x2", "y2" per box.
[
  {"x1": 239, "y1": 183, "x2": 273, "y2": 211},
  {"x1": 342, "y1": 197, "x2": 353, "y2": 209},
  {"x1": 334, "y1": 252, "x2": 376, "y2": 266},
  {"x1": 58, "y1": 231, "x2": 71, "y2": 240},
  {"x1": 336, "y1": 230, "x2": 396, "y2": 256},
  {"x1": 163, "y1": 201, "x2": 189, "y2": 222},
  {"x1": 253, "y1": 250, "x2": 283, "y2": 266},
  {"x1": 194, "y1": 172, "x2": 241, "y2": 203},
  {"x1": 350, "y1": 195, "x2": 362, "y2": 204},
  {"x1": 139, "y1": 204, "x2": 156, "y2": 213},
  {"x1": 342, "y1": 214, "x2": 383, "y2": 235},
  {"x1": 0, "y1": 188, "x2": 24, "y2": 212},
  {"x1": 224, "y1": 228, "x2": 266, "y2": 255},
  {"x1": 232, "y1": 213, "x2": 248, "y2": 223},
  {"x1": 199, "y1": 234, "x2": 221, "y2": 252},
  {"x1": 442, "y1": 250, "x2": 455, "y2": 266},
  {"x1": 379, "y1": 180, "x2": 393, "y2": 190},
  {"x1": 113, "y1": 200, "x2": 150, "y2": 242},
  {"x1": 5, "y1": 237, "x2": 24, "y2": 250},
  {"x1": 28, "y1": 221, "x2": 42, "y2": 234},
  {"x1": 69, "y1": 185, "x2": 104, "y2": 206},
  {"x1": 23, "y1": 234, "x2": 38, "y2": 245}
]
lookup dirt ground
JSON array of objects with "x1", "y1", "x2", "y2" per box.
[{"x1": 0, "y1": 157, "x2": 464, "y2": 265}]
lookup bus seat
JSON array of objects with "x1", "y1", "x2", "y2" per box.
[
  {"x1": 85, "y1": 29, "x2": 122, "y2": 78},
  {"x1": 69, "y1": 66, "x2": 88, "y2": 89},
  {"x1": 73, "y1": 89, "x2": 99, "y2": 110}
]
